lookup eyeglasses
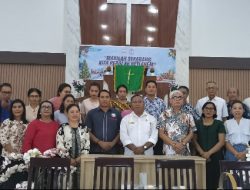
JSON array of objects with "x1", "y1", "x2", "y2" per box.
[
  {"x1": 41, "y1": 105, "x2": 52, "y2": 109},
  {"x1": 171, "y1": 96, "x2": 183, "y2": 100},
  {"x1": 204, "y1": 107, "x2": 214, "y2": 111},
  {"x1": 1, "y1": 91, "x2": 11, "y2": 94},
  {"x1": 29, "y1": 95, "x2": 40, "y2": 98}
]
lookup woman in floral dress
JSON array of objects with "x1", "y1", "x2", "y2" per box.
[
  {"x1": 157, "y1": 90, "x2": 196, "y2": 155},
  {"x1": 0, "y1": 99, "x2": 28, "y2": 156},
  {"x1": 56, "y1": 104, "x2": 90, "y2": 189}
]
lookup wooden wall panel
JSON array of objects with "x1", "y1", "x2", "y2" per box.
[
  {"x1": 79, "y1": 0, "x2": 179, "y2": 47},
  {"x1": 189, "y1": 69, "x2": 250, "y2": 106},
  {"x1": 0, "y1": 64, "x2": 65, "y2": 104},
  {"x1": 79, "y1": 0, "x2": 126, "y2": 45},
  {"x1": 131, "y1": 0, "x2": 179, "y2": 47}
]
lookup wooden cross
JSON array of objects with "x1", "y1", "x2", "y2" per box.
[{"x1": 107, "y1": 0, "x2": 151, "y2": 45}]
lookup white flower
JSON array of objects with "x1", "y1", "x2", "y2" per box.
[{"x1": 70, "y1": 166, "x2": 77, "y2": 174}]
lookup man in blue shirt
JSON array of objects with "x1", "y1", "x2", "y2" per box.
[
  {"x1": 144, "y1": 80, "x2": 167, "y2": 155},
  {"x1": 0, "y1": 83, "x2": 12, "y2": 123},
  {"x1": 86, "y1": 90, "x2": 121, "y2": 154}
]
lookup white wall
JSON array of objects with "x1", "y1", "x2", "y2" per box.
[
  {"x1": 0, "y1": 0, "x2": 65, "y2": 53},
  {"x1": 191, "y1": 0, "x2": 250, "y2": 57}
]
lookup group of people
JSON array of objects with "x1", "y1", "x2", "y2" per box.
[{"x1": 1, "y1": 80, "x2": 250, "y2": 189}]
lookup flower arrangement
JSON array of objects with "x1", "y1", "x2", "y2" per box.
[
  {"x1": 23, "y1": 148, "x2": 42, "y2": 164},
  {"x1": 43, "y1": 148, "x2": 69, "y2": 158},
  {"x1": 72, "y1": 80, "x2": 85, "y2": 93},
  {"x1": 106, "y1": 66, "x2": 112, "y2": 72}
]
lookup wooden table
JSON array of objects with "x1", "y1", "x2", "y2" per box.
[{"x1": 80, "y1": 154, "x2": 206, "y2": 189}]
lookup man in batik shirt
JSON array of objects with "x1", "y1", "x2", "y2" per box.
[
  {"x1": 157, "y1": 90, "x2": 196, "y2": 155},
  {"x1": 144, "y1": 80, "x2": 167, "y2": 155}
]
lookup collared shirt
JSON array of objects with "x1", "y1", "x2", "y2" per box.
[
  {"x1": 0, "y1": 100, "x2": 11, "y2": 123},
  {"x1": 243, "y1": 97, "x2": 250, "y2": 110},
  {"x1": 26, "y1": 105, "x2": 39, "y2": 123},
  {"x1": 120, "y1": 111, "x2": 158, "y2": 156},
  {"x1": 54, "y1": 110, "x2": 68, "y2": 125},
  {"x1": 144, "y1": 96, "x2": 167, "y2": 119},
  {"x1": 86, "y1": 107, "x2": 121, "y2": 154},
  {"x1": 227, "y1": 102, "x2": 250, "y2": 119},
  {"x1": 181, "y1": 103, "x2": 200, "y2": 121},
  {"x1": 157, "y1": 108, "x2": 196, "y2": 155},
  {"x1": 225, "y1": 118, "x2": 250, "y2": 145},
  {"x1": 195, "y1": 96, "x2": 228, "y2": 121}
]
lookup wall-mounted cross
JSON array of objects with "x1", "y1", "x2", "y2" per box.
[{"x1": 107, "y1": 0, "x2": 151, "y2": 45}]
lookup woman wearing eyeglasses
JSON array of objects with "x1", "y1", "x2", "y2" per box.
[
  {"x1": 193, "y1": 101, "x2": 225, "y2": 189},
  {"x1": 25, "y1": 88, "x2": 42, "y2": 123},
  {"x1": 157, "y1": 90, "x2": 196, "y2": 156},
  {"x1": 22, "y1": 101, "x2": 59, "y2": 153}
]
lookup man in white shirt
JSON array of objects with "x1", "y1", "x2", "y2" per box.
[
  {"x1": 195, "y1": 81, "x2": 228, "y2": 121},
  {"x1": 120, "y1": 94, "x2": 158, "y2": 156}
]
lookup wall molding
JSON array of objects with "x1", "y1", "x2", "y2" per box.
[
  {"x1": 0, "y1": 51, "x2": 66, "y2": 65},
  {"x1": 190, "y1": 56, "x2": 250, "y2": 69}
]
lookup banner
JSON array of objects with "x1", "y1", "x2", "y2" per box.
[
  {"x1": 114, "y1": 65, "x2": 144, "y2": 92},
  {"x1": 79, "y1": 45, "x2": 176, "y2": 83}
]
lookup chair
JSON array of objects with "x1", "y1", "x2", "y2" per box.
[
  {"x1": 219, "y1": 160, "x2": 250, "y2": 189},
  {"x1": 27, "y1": 157, "x2": 71, "y2": 189},
  {"x1": 93, "y1": 157, "x2": 134, "y2": 189},
  {"x1": 155, "y1": 159, "x2": 197, "y2": 189}
]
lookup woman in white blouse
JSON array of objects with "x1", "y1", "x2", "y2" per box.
[
  {"x1": 56, "y1": 104, "x2": 90, "y2": 189},
  {"x1": 225, "y1": 100, "x2": 250, "y2": 161},
  {"x1": 0, "y1": 99, "x2": 28, "y2": 156}
]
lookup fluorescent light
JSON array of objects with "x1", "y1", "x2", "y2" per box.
[
  {"x1": 146, "y1": 26, "x2": 157, "y2": 32},
  {"x1": 99, "y1": 4, "x2": 108, "y2": 11},
  {"x1": 148, "y1": 5, "x2": 158, "y2": 14},
  {"x1": 103, "y1": 35, "x2": 111, "y2": 41},
  {"x1": 147, "y1": 36, "x2": 154, "y2": 42},
  {"x1": 101, "y1": 24, "x2": 108, "y2": 30}
]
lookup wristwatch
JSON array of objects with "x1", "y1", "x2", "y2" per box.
[{"x1": 143, "y1": 145, "x2": 148, "y2": 150}]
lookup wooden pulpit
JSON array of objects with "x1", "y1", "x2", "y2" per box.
[{"x1": 83, "y1": 74, "x2": 170, "y2": 100}]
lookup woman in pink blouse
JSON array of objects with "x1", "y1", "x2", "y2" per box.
[{"x1": 22, "y1": 101, "x2": 59, "y2": 153}]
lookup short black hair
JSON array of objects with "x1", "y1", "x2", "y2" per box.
[
  {"x1": 145, "y1": 80, "x2": 157, "y2": 88},
  {"x1": 131, "y1": 93, "x2": 143, "y2": 102},
  {"x1": 0, "y1": 83, "x2": 12, "y2": 91},
  {"x1": 37, "y1": 101, "x2": 55, "y2": 120},
  {"x1": 59, "y1": 94, "x2": 76, "y2": 113},
  {"x1": 116, "y1": 84, "x2": 128, "y2": 93},
  {"x1": 27, "y1": 88, "x2": 42, "y2": 97},
  {"x1": 57, "y1": 83, "x2": 71, "y2": 96},
  {"x1": 98, "y1": 89, "x2": 111, "y2": 97},
  {"x1": 9, "y1": 99, "x2": 28, "y2": 124},
  {"x1": 178, "y1": 86, "x2": 189, "y2": 94}
]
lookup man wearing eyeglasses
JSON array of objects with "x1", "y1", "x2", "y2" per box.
[
  {"x1": 195, "y1": 81, "x2": 228, "y2": 121},
  {"x1": 0, "y1": 83, "x2": 12, "y2": 123},
  {"x1": 157, "y1": 90, "x2": 196, "y2": 156}
]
